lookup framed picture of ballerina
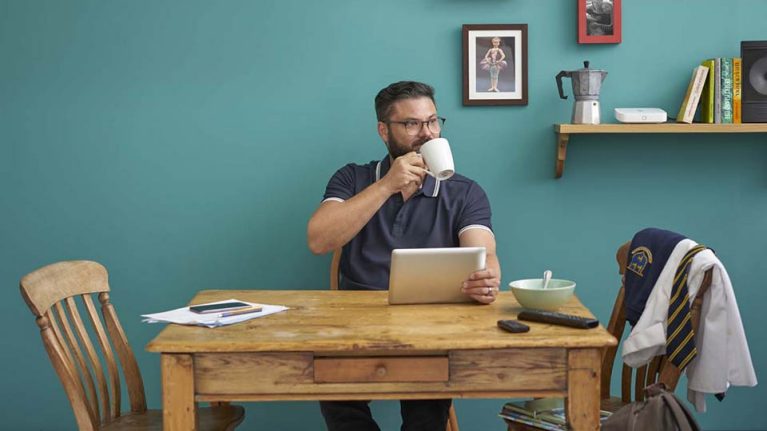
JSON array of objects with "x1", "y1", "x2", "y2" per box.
[
  {"x1": 578, "y1": 0, "x2": 621, "y2": 44},
  {"x1": 462, "y1": 24, "x2": 528, "y2": 106}
]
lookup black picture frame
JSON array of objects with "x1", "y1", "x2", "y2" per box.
[{"x1": 462, "y1": 24, "x2": 528, "y2": 106}]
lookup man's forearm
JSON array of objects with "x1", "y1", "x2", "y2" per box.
[{"x1": 307, "y1": 181, "x2": 392, "y2": 254}]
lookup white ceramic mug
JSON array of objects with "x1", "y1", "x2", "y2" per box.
[{"x1": 419, "y1": 138, "x2": 454, "y2": 180}]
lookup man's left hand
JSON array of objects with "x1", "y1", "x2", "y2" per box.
[{"x1": 462, "y1": 268, "x2": 500, "y2": 304}]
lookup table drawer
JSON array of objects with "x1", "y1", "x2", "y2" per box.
[
  {"x1": 194, "y1": 353, "x2": 449, "y2": 394},
  {"x1": 314, "y1": 356, "x2": 448, "y2": 383},
  {"x1": 450, "y1": 348, "x2": 567, "y2": 391}
]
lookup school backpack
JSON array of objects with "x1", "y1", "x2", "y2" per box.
[{"x1": 602, "y1": 383, "x2": 701, "y2": 431}]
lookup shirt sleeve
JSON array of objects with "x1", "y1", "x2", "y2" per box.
[
  {"x1": 322, "y1": 164, "x2": 356, "y2": 202},
  {"x1": 457, "y1": 182, "x2": 493, "y2": 235}
]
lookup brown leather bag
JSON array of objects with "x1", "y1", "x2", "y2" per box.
[{"x1": 602, "y1": 383, "x2": 701, "y2": 431}]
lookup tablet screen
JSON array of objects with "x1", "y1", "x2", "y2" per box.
[{"x1": 388, "y1": 247, "x2": 486, "y2": 304}]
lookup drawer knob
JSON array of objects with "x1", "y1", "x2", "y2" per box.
[{"x1": 376, "y1": 366, "x2": 387, "y2": 377}]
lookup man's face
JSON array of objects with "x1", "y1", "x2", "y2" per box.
[{"x1": 378, "y1": 97, "x2": 440, "y2": 159}]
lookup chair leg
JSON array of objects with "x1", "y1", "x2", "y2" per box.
[{"x1": 446, "y1": 403, "x2": 459, "y2": 431}]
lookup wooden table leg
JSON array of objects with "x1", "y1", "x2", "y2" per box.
[
  {"x1": 162, "y1": 353, "x2": 197, "y2": 431},
  {"x1": 566, "y1": 348, "x2": 601, "y2": 430}
]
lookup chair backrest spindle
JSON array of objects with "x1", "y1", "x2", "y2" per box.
[
  {"x1": 99, "y1": 292, "x2": 146, "y2": 412},
  {"x1": 36, "y1": 313, "x2": 97, "y2": 431},
  {"x1": 66, "y1": 295, "x2": 112, "y2": 422},
  {"x1": 82, "y1": 294, "x2": 121, "y2": 419},
  {"x1": 54, "y1": 300, "x2": 101, "y2": 422}
]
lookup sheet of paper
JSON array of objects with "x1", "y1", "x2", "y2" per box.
[{"x1": 142, "y1": 298, "x2": 288, "y2": 328}]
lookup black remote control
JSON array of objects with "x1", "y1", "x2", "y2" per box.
[
  {"x1": 497, "y1": 319, "x2": 530, "y2": 333},
  {"x1": 517, "y1": 310, "x2": 599, "y2": 329}
]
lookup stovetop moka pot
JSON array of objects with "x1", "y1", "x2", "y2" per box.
[{"x1": 556, "y1": 61, "x2": 608, "y2": 124}]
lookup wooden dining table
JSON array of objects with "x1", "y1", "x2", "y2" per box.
[{"x1": 146, "y1": 290, "x2": 617, "y2": 430}]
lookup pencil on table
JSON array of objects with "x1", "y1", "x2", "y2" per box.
[{"x1": 220, "y1": 306, "x2": 263, "y2": 317}]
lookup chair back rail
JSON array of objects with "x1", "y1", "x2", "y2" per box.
[
  {"x1": 20, "y1": 261, "x2": 147, "y2": 430},
  {"x1": 21, "y1": 260, "x2": 108, "y2": 316},
  {"x1": 601, "y1": 240, "x2": 713, "y2": 403}
]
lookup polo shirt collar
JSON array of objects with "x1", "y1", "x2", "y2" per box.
[{"x1": 376, "y1": 155, "x2": 441, "y2": 198}]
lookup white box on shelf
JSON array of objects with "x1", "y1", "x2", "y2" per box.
[{"x1": 614, "y1": 108, "x2": 668, "y2": 123}]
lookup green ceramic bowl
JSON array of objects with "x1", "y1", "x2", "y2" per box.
[{"x1": 508, "y1": 278, "x2": 576, "y2": 311}]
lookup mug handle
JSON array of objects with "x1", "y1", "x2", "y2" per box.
[{"x1": 415, "y1": 154, "x2": 436, "y2": 178}]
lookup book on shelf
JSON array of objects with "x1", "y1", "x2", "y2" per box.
[
  {"x1": 721, "y1": 57, "x2": 733, "y2": 123},
  {"x1": 499, "y1": 398, "x2": 611, "y2": 431},
  {"x1": 733, "y1": 57, "x2": 742, "y2": 124},
  {"x1": 676, "y1": 65, "x2": 708, "y2": 124},
  {"x1": 714, "y1": 58, "x2": 722, "y2": 123},
  {"x1": 699, "y1": 59, "x2": 716, "y2": 123}
]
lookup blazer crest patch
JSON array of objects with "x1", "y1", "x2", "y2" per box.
[{"x1": 627, "y1": 246, "x2": 652, "y2": 277}]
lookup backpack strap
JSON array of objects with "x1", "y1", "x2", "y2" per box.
[{"x1": 659, "y1": 392, "x2": 701, "y2": 431}]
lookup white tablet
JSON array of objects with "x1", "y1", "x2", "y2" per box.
[{"x1": 388, "y1": 247, "x2": 486, "y2": 305}]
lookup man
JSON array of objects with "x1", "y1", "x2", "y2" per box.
[{"x1": 307, "y1": 81, "x2": 501, "y2": 431}]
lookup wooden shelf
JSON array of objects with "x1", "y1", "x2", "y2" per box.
[{"x1": 553, "y1": 123, "x2": 767, "y2": 178}]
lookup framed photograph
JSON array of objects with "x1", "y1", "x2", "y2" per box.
[
  {"x1": 463, "y1": 24, "x2": 528, "y2": 106},
  {"x1": 578, "y1": 0, "x2": 621, "y2": 44}
]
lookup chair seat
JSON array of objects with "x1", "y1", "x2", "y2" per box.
[{"x1": 101, "y1": 405, "x2": 245, "y2": 431}]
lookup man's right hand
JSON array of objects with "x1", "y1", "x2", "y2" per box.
[{"x1": 380, "y1": 152, "x2": 427, "y2": 195}]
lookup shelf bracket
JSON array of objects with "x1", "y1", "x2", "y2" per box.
[{"x1": 556, "y1": 132, "x2": 569, "y2": 178}]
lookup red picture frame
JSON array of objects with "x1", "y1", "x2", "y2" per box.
[{"x1": 578, "y1": 0, "x2": 621, "y2": 44}]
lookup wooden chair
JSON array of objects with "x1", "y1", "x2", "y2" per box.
[
  {"x1": 20, "y1": 260, "x2": 245, "y2": 431},
  {"x1": 330, "y1": 249, "x2": 460, "y2": 431},
  {"x1": 506, "y1": 240, "x2": 712, "y2": 430}
]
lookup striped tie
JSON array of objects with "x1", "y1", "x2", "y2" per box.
[{"x1": 666, "y1": 244, "x2": 707, "y2": 370}]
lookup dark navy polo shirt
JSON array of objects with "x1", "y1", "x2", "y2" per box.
[{"x1": 322, "y1": 155, "x2": 493, "y2": 291}]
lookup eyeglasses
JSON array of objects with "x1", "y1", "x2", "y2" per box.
[{"x1": 384, "y1": 117, "x2": 446, "y2": 136}]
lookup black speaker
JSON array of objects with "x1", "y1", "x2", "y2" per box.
[{"x1": 741, "y1": 41, "x2": 767, "y2": 123}]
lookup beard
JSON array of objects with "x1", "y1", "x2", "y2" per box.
[{"x1": 385, "y1": 128, "x2": 437, "y2": 159}]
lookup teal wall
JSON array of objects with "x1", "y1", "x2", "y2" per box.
[{"x1": 2, "y1": 0, "x2": 765, "y2": 429}]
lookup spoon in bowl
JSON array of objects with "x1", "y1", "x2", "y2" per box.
[{"x1": 542, "y1": 270, "x2": 552, "y2": 290}]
